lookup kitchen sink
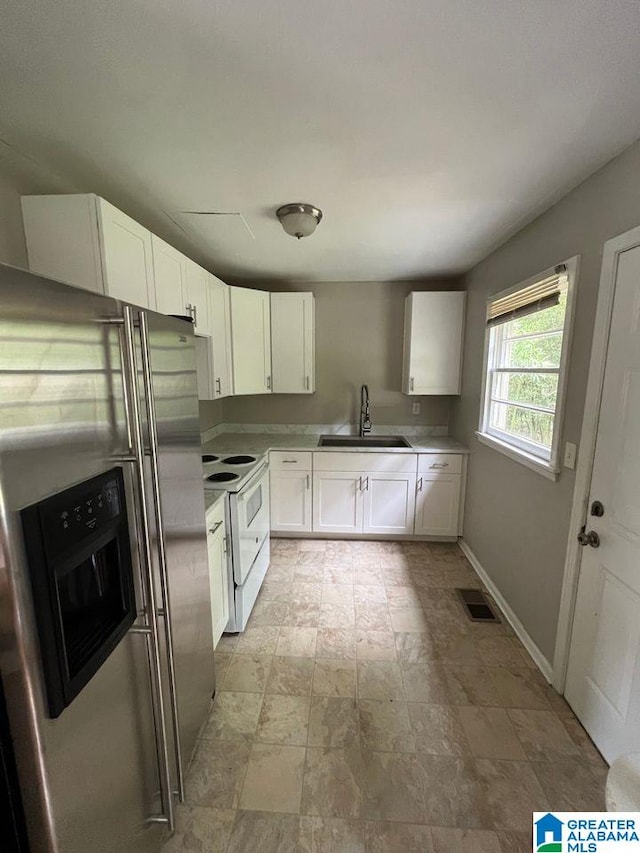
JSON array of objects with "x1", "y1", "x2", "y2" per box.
[{"x1": 318, "y1": 435, "x2": 412, "y2": 448}]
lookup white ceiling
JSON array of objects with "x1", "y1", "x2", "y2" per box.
[{"x1": 1, "y1": 0, "x2": 640, "y2": 282}]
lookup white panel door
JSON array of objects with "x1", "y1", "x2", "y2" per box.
[
  {"x1": 97, "y1": 198, "x2": 156, "y2": 309},
  {"x1": 362, "y1": 472, "x2": 417, "y2": 535},
  {"x1": 270, "y1": 470, "x2": 312, "y2": 533},
  {"x1": 271, "y1": 292, "x2": 315, "y2": 393},
  {"x1": 414, "y1": 473, "x2": 461, "y2": 537},
  {"x1": 566, "y1": 244, "x2": 640, "y2": 763},
  {"x1": 185, "y1": 259, "x2": 213, "y2": 337},
  {"x1": 313, "y1": 472, "x2": 363, "y2": 534},
  {"x1": 229, "y1": 286, "x2": 271, "y2": 395},
  {"x1": 151, "y1": 234, "x2": 188, "y2": 317},
  {"x1": 206, "y1": 514, "x2": 230, "y2": 648},
  {"x1": 209, "y1": 277, "x2": 233, "y2": 398},
  {"x1": 403, "y1": 291, "x2": 465, "y2": 394}
]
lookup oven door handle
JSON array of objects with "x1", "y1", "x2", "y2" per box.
[
  {"x1": 137, "y1": 310, "x2": 185, "y2": 804},
  {"x1": 120, "y1": 305, "x2": 176, "y2": 832}
]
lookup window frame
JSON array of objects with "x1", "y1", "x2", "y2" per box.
[{"x1": 477, "y1": 256, "x2": 579, "y2": 481}]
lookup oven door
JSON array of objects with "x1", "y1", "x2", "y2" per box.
[{"x1": 232, "y1": 465, "x2": 270, "y2": 586}]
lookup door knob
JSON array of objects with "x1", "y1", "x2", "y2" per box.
[{"x1": 577, "y1": 528, "x2": 600, "y2": 548}]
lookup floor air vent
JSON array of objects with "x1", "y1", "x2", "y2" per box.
[{"x1": 456, "y1": 588, "x2": 500, "y2": 623}]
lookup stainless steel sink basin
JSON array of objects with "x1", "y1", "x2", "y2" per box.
[{"x1": 318, "y1": 435, "x2": 411, "y2": 448}]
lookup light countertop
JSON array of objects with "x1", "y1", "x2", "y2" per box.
[
  {"x1": 202, "y1": 432, "x2": 469, "y2": 455},
  {"x1": 204, "y1": 491, "x2": 227, "y2": 514}
]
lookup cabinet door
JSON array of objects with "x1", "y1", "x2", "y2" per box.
[
  {"x1": 403, "y1": 291, "x2": 465, "y2": 394},
  {"x1": 210, "y1": 277, "x2": 233, "y2": 398},
  {"x1": 312, "y1": 472, "x2": 363, "y2": 534},
  {"x1": 270, "y1": 469, "x2": 312, "y2": 532},
  {"x1": 362, "y1": 472, "x2": 417, "y2": 536},
  {"x1": 206, "y1": 516, "x2": 230, "y2": 648},
  {"x1": 185, "y1": 259, "x2": 213, "y2": 337},
  {"x1": 151, "y1": 234, "x2": 188, "y2": 317},
  {"x1": 414, "y1": 473, "x2": 461, "y2": 537},
  {"x1": 195, "y1": 335, "x2": 214, "y2": 399},
  {"x1": 229, "y1": 286, "x2": 272, "y2": 395},
  {"x1": 97, "y1": 198, "x2": 156, "y2": 308},
  {"x1": 271, "y1": 292, "x2": 315, "y2": 393}
]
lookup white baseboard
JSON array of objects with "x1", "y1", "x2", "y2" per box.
[{"x1": 458, "y1": 538, "x2": 553, "y2": 683}]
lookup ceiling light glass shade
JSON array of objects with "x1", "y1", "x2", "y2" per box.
[{"x1": 276, "y1": 203, "x2": 323, "y2": 239}]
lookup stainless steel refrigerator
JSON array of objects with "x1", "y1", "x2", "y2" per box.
[{"x1": 0, "y1": 263, "x2": 215, "y2": 852}]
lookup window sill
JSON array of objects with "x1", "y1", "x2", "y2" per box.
[{"x1": 475, "y1": 432, "x2": 560, "y2": 481}]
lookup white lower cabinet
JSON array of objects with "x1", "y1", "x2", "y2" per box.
[
  {"x1": 414, "y1": 474, "x2": 461, "y2": 537},
  {"x1": 269, "y1": 450, "x2": 465, "y2": 539},
  {"x1": 313, "y1": 472, "x2": 363, "y2": 534},
  {"x1": 362, "y1": 472, "x2": 416, "y2": 535},
  {"x1": 414, "y1": 454, "x2": 464, "y2": 537},
  {"x1": 312, "y1": 453, "x2": 418, "y2": 536},
  {"x1": 206, "y1": 499, "x2": 229, "y2": 648},
  {"x1": 270, "y1": 452, "x2": 313, "y2": 533}
]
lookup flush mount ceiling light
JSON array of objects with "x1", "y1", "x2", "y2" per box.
[{"x1": 276, "y1": 203, "x2": 323, "y2": 239}]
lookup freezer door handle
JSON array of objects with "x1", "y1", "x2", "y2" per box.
[
  {"x1": 138, "y1": 310, "x2": 185, "y2": 804},
  {"x1": 121, "y1": 305, "x2": 176, "y2": 832}
]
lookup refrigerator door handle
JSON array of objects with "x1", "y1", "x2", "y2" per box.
[
  {"x1": 137, "y1": 310, "x2": 185, "y2": 803},
  {"x1": 121, "y1": 305, "x2": 176, "y2": 832}
]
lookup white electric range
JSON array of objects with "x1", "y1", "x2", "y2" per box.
[{"x1": 202, "y1": 452, "x2": 270, "y2": 632}]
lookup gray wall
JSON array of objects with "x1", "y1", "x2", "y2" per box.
[
  {"x1": 199, "y1": 399, "x2": 225, "y2": 433},
  {"x1": 223, "y1": 279, "x2": 461, "y2": 428},
  {"x1": 451, "y1": 138, "x2": 640, "y2": 663},
  {"x1": 0, "y1": 145, "x2": 75, "y2": 267}
]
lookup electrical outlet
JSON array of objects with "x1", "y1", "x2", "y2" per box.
[
  {"x1": 564, "y1": 442, "x2": 577, "y2": 469},
  {"x1": 412, "y1": 402, "x2": 421, "y2": 415}
]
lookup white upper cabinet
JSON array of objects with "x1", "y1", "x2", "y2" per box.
[
  {"x1": 229, "y1": 286, "x2": 272, "y2": 395},
  {"x1": 185, "y1": 259, "x2": 213, "y2": 337},
  {"x1": 151, "y1": 234, "x2": 188, "y2": 317},
  {"x1": 209, "y1": 276, "x2": 233, "y2": 398},
  {"x1": 196, "y1": 276, "x2": 233, "y2": 400},
  {"x1": 270, "y1": 292, "x2": 315, "y2": 393},
  {"x1": 22, "y1": 194, "x2": 156, "y2": 309},
  {"x1": 402, "y1": 291, "x2": 466, "y2": 395}
]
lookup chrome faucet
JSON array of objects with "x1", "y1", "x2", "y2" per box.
[{"x1": 360, "y1": 384, "x2": 372, "y2": 437}]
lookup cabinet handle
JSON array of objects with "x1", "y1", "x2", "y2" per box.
[
  {"x1": 282, "y1": 460, "x2": 298, "y2": 464},
  {"x1": 306, "y1": 474, "x2": 310, "y2": 490},
  {"x1": 185, "y1": 302, "x2": 193, "y2": 318},
  {"x1": 192, "y1": 303, "x2": 198, "y2": 327},
  {"x1": 266, "y1": 375, "x2": 271, "y2": 390},
  {"x1": 410, "y1": 377, "x2": 415, "y2": 392},
  {"x1": 430, "y1": 463, "x2": 448, "y2": 469},
  {"x1": 365, "y1": 476, "x2": 369, "y2": 491},
  {"x1": 358, "y1": 477, "x2": 362, "y2": 492},
  {"x1": 209, "y1": 520, "x2": 224, "y2": 536},
  {"x1": 305, "y1": 375, "x2": 310, "y2": 391},
  {"x1": 417, "y1": 477, "x2": 423, "y2": 493},
  {"x1": 215, "y1": 377, "x2": 222, "y2": 396},
  {"x1": 223, "y1": 535, "x2": 228, "y2": 555}
]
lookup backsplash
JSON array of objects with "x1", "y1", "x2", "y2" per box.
[{"x1": 201, "y1": 422, "x2": 449, "y2": 442}]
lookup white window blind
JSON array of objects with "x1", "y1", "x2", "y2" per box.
[{"x1": 486, "y1": 265, "x2": 566, "y2": 327}]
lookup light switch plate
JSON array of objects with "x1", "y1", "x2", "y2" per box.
[
  {"x1": 412, "y1": 402, "x2": 421, "y2": 415},
  {"x1": 564, "y1": 442, "x2": 577, "y2": 469}
]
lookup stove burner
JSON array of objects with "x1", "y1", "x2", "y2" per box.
[
  {"x1": 202, "y1": 454, "x2": 220, "y2": 463},
  {"x1": 222, "y1": 455, "x2": 257, "y2": 466},
  {"x1": 206, "y1": 472, "x2": 240, "y2": 483}
]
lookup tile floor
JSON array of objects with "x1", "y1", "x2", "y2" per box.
[{"x1": 162, "y1": 539, "x2": 608, "y2": 853}]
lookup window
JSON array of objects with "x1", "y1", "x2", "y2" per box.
[{"x1": 478, "y1": 258, "x2": 577, "y2": 479}]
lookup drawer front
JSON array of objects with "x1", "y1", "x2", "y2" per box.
[
  {"x1": 314, "y1": 451, "x2": 417, "y2": 474},
  {"x1": 270, "y1": 450, "x2": 312, "y2": 470},
  {"x1": 418, "y1": 453, "x2": 463, "y2": 475}
]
